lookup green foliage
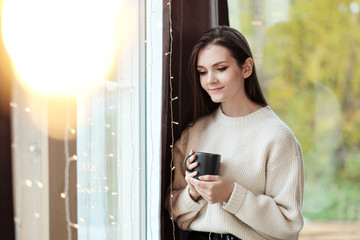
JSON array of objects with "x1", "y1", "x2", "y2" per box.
[
  {"x1": 230, "y1": 0, "x2": 360, "y2": 221},
  {"x1": 304, "y1": 180, "x2": 360, "y2": 221}
]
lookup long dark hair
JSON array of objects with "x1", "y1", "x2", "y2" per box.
[{"x1": 188, "y1": 26, "x2": 267, "y2": 123}]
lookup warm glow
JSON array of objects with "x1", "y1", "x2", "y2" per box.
[{"x1": 1, "y1": 0, "x2": 121, "y2": 96}]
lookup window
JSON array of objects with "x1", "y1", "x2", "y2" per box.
[
  {"x1": 228, "y1": 0, "x2": 360, "y2": 237},
  {"x1": 9, "y1": 0, "x2": 162, "y2": 239}
]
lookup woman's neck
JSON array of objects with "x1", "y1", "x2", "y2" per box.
[{"x1": 220, "y1": 98, "x2": 262, "y2": 117}]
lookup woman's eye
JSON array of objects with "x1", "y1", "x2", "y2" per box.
[
  {"x1": 198, "y1": 71, "x2": 207, "y2": 75},
  {"x1": 217, "y1": 67, "x2": 227, "y2": 72}
]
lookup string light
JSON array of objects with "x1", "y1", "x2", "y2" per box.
[
  {"x1": 147, "y1": 1, "x2": 161, "y2": 237},
  {"x1": 9, "y1": 101, "x2": 18, "y2": 108},
  {"x1": 114, "y1": 8, "x2": 138, "y2": 236},
  {"x1": 64, "y1": 108, "x2": 77, "y2": 240},
  {"x1": 28, "y1": 145, "x2": 35, "y2": 152},
  {"x1": 37, "y1": 181, "x2": 43, "y2": 189},
  {"x1": 166, "y1": 1, "x2": 177, "y2": 239},
  {"x1": 25, "y1": 179, "x2": 32, "y2": 187},
  {"x1": 71, "y1": 223, "x2": 79, "y2": 229}
]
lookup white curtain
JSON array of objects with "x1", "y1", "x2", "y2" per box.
[
  {"x1": 11, "y1": 0, "x2": 162, "y2": 239},
  {"x1": 77, "y1": 0, "x2": 162, "y2": 239}
]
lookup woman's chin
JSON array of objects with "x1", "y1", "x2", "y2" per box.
[{"x1": 210, "y1": 97, "x2": 223, "y2": 103}]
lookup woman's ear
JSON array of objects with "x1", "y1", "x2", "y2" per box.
[{"x1": 242, "y1": 58, "x2": 253, "y2": 79}]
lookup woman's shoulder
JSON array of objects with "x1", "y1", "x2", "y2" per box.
[
  {"x1": 175, "y1": 111, "x2": 217, "y2": 149},
  {"x1": 261, "y1": 107, "x2": 302, "y2": 166},
  {"x1": 186, "y1": 110, "x2": 218, "y2": 131},
  {"x1": 259, "y1": 106, "x2": 298, "y2": 142}
]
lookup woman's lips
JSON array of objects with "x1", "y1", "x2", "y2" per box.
[{"x1": 209, "y1": 87, "x2": 224, "y2": 93}]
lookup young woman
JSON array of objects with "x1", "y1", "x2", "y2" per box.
[{"x1": 167, "y1": 26, "x2": 304, "y2": 240}]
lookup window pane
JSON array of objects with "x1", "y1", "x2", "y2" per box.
[
  {"x1": 145, "y1": 0, "x2": 162, "y2": 239},
  {"x1": 77, "y1": 1, "x2": 143, "y2": 239},
  {"x1": 228, "y1": 0, "x2": 360, "y2": 237},
  {"x1": 11, "y1": 82, "x2": 49, "y2": 240},
  {"x1": 77, "y1": 0, "x2": 162, "y2": 239},
  {"x1": 9, "y1": 0, "x2": 162, "y2": 239}
]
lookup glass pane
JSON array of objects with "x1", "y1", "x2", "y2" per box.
[
  {"x1": 77, "y1": 0, "x2": 143, "y2": 239},
  {"x1": 11, "y1": 82, "x2": 49, "y2": 240},
  {"x1": 145, "y1": 0, "x2": 163, "y2": 239},
  {"x1": 228, "y1": 0, "x2": 360, "y2": 237}
]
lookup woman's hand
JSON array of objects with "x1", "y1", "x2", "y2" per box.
[
  {"x1": 185, "y1": 171, "x2": 201, "y2": 201},
  {"x1": 188, "y1": 175, "x2": 234, "y2": 204},
  {"x1": 184, "y1": 149, "x2": 201, "y2": 201},
  {"x1": 184, "y1": 149, "x2": 198, "y2": 171}
]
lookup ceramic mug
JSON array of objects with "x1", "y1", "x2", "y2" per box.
[{"x1": 184, "y1": 152, "x2": 221, "y2": 179}]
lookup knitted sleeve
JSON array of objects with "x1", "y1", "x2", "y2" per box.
[
  {"x1": 165, "y1": 128, "x2": 207, "y2": 230},
  {"x1": 223, "y1": 128, "x2": 304, "y2": 240}
]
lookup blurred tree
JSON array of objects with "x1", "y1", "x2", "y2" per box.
[
  {"x1": 229, "y1": 0, "x2": 360, "y2": 220},
  {"x1": 263, "y1": 0, "x2": 360, "y2": 186}
]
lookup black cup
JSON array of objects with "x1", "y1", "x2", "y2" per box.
[{"x1": 184, "y1": 152, "x2": 221, "y2": 179}]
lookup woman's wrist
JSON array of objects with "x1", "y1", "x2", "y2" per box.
[
  {"x1": 225, "y1": 183, "x2": 234, "y2": 203},
  {"x1": 188, "y1": 188, "x2": 201, "y2": 201}
]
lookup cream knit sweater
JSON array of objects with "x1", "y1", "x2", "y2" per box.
[{"x1": 167, "y1": 106, "x2": 304, "y2": 240}]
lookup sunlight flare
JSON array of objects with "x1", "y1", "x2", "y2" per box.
[{"x1": 2, "y1": 0, "x2": 121, "y2": 96}]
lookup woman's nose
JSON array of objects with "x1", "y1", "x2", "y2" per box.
[{"x1": 206, "y1": 72, "x2": 217, "y2": 84}]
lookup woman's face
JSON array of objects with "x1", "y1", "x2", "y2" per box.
[{"x1": 197, "y1": 44, "x2": 246, "y2": 105}]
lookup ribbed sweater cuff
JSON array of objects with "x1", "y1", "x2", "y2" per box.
[
  {"x1": 180, "y1": 185, "x2": 206, "y2": 211},
  {"x1": 222, "y1": 183, "x2": 247, "y2": 214}
]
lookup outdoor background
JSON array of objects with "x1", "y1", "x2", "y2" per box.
[{"x1": 229, "y1": 0, "x2": 360, "y2": 224}]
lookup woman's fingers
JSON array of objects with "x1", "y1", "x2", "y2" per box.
[
  {"x1": 188, "y1": 158, "x2": 198, "y2": 170},
  {"x1": 185, "y1": 171, "x2": 201, "y2": 201},
  {"x1": 185, "y1": 170, "x2": 198, "y2": 179},
  {"x1": 185, "y1": 149, "x2": 197, "y2": 170},
  {"x1": 188, "y1": 154, "x2": 196, "y2": 163},
  {"x1": 187, "y1": 151, "x2": 196, "y2": 164},
  {"x1": 198, "y1": 175, "x2": 217, "y2": 181},
  {"x1": 190, "y1": 176, "x2": 234, "y2": 204}
]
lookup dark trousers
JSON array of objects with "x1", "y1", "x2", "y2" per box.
[{"x1": 188, "y1": 231, "x2": 241, "y2": 240}]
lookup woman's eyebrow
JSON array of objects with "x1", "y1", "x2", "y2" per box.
[{"x1": 197, "y1": 61, "x2": 228, "y2": 69}]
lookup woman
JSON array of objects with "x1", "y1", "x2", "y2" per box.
[{"x1": 167, "y1": 26, "x2": 304, "y2": 240}]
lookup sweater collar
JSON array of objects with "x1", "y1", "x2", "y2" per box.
[{"x1": 214, "y1": 105, "x2": 272, "y2": 125}]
